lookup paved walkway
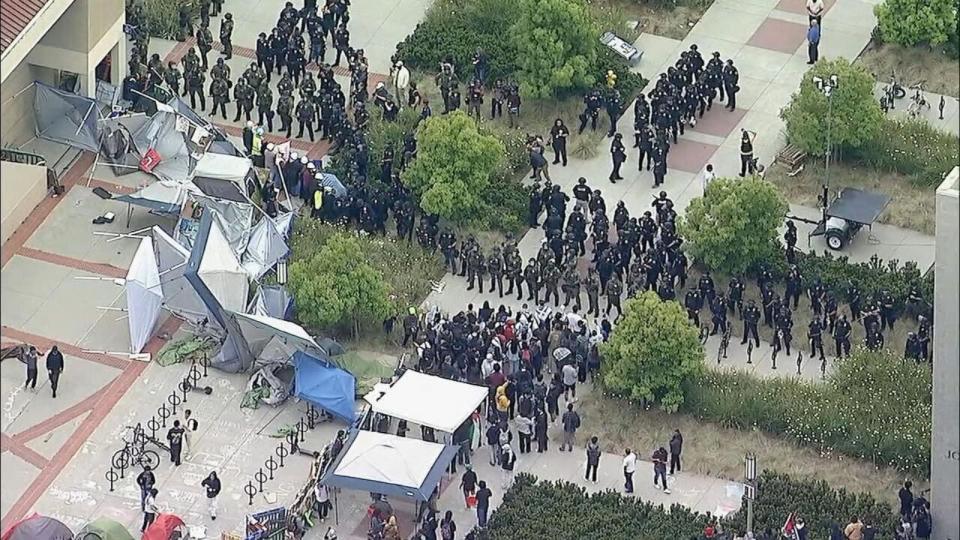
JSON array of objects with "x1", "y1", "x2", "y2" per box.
[{"x1": 872, "y1": 82, "x2": 960, "y2": 135}]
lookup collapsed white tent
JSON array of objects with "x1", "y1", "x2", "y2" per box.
[
  {"x1": 194, "y1": 153, "x2": 254, "y2": 183},
  {"x1": 320, "y1": 430, "x2": 459, "y2": 501},
  {"x1": 365, "y1": 371, "x2": 487, "y2": 433},
  {"x1": 126, "y1": 237, "x2": 163, "y2": 353},
  {"x1": 189, "y1": 216, "x2": 249, "y2": 314}
]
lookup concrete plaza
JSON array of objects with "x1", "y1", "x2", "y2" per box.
[{"x1": 0, "y1": 0, "x2": 941, "y2": 536}]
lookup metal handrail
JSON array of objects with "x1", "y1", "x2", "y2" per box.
[{"x1": 0, "y1": 146, "x2": 46, "y2": 167}]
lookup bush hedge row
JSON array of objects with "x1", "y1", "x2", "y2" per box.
[
  {"x1": 680, "y1": 349, "x2": 932, "y2": 474},
  {"x1": 480, "y1": 472, "x2": 900, "y2": 540},
  {"x1": 848, "y1": 118, "x2": 960, "y2": 188}
]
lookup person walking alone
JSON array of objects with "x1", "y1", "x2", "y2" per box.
[
  {"x1": 622, "y1": 448, "x2": 637, "y2": 494},
  {"x1": 46, "y1": 345, "x2": 64, "y2": 398},
  {"x1": 585, "y1": 436, "x2": 601, "y2": 483},
  {"x1": 669, "y1": 429, "x2": 683, "y2": 474},
  {"x1": 201, "y1": 471, "x2": 221, "y2": 520},
  {"x1": 136, "y1": 465, "x2": 156, "y2": 511},
  {"x1": 560, "y1": 403, "x2": 580, "y2": 452},
  {"x1": 500, "y1": 441, "x2": 516, "y2": 490},
  {"x1": 806, "y1": 20, "x2": 821, "y2": 64}
]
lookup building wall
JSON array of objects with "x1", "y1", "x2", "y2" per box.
[
  {"x1": 86, "y1": 0, "x2": 123, "y2": 50},
  {"x1": 0, "y1": 60, "x2": 57, "y2": 148},
  {"x1": 38, "y1": 0, "x2": 90, "y2": 53},
  {"x1": 0, "y1": 161, "x2": 48, "y2": 245},
  {"x1": 932, "y1": 166, "x2": 959, "y2": 540}
]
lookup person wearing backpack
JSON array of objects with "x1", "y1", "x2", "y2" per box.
[{"x1": 440, "y1": 511, "x2": 457, "y2": 540}]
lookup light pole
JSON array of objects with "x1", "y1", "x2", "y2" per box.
[
  {"x1": 812, "y1": 75, "x2": 839, "y2": 223},
  {"x1": 745, "y1": 452, "x2": 758, "y2": 534}
]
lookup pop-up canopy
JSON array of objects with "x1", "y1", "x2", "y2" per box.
[
  {"x1": 320, "y1": 430, "x2": 458, "y2": 501},
  {"x1": 294, "y1": 351, "x2": 356, "y2": 423},
  {"x1": 33, "y1": 82, "x2": 102, "y2": 152},
  {"x1": 365, "y1": 370, "x2": 487, "y2": 433},
  {"x1": 126, "y1": 237, "x2": 163, "y2": 353}
]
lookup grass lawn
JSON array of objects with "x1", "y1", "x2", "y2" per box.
[
  {"x1": 857, "y1": 39, "x2": 960, "y2": 98},
  {"x1": 574, "y1": 385, "x2": 928, "y2": 505},
  {"x1": 590, "y1": 0, "x2": 712, "y2": 40},
  {"x1": 766, "y1": 160, "x2": 936, "y2": 235}
]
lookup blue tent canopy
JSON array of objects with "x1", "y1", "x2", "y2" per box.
[
  {"x1": 294, "y1": 351, "x2": 356, "y2": 423},
  {"x1": 320, "y1": 429, "x2": 459, "y2": 502}
]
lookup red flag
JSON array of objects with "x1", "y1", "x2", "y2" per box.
[{"x1": 782, "y1": 512, "x2": 797, "y2": 535}]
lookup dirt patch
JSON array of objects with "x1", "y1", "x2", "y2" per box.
[
  {"x1": 858, "y1": 39, "x2": 960, "y2": 98},
  {"x1": 574, "y1": 386, "x2": 927, "y2": 504},
  {"x1": 591, "y1": 0, "x2": 711, "y2": 40},
  {"x1": 766, "y1": 160, "x2": 936, "y2": 235}
]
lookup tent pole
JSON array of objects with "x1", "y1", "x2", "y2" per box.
[
  {"x1": 126, "y1": 202, "x2": 134, "y2": 228},
  {"x1": 77, "y1": 101, "x2": 97, "y2": 137},
  {"x1": 0, "y1": 82, "x2": 36, "y2": 109},
  {"x1": 97, "y1": 227, "x2": 152, "y2": 242},
  {"x1": 334, "y1": 489, "x2": 339, "y2": 525},
  {"x1": 86, "y1": 153, "x2": 100, "y2": 187}
]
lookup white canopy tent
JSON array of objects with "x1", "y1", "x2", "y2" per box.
[
  {"x1": 151, "y1": 226, "x2": 210, "y2": 325},
  {"x1": 320, "y1": 430, "x2": 459, "y2": 501},
  {"x1": 194, "y1": 217, "x2": 249, "y2": 314},
  {"x1": 126, "y1": 237, "x2": 163, "y2": 353},
  {"x1": 365, "y1": 370, "x2": 487, "y2": 433}
]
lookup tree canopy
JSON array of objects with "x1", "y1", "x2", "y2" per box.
[
  {"x1": 508, "y1": 0, "x2": 600, "y2": 99},
  {"x1": 599, "y1": 292, "x2": 704, "y2": 412},
  {"x1": 679, "y1": 177, "x2": 789, "y2": 276},
  {"x1": 402, "y1": 111, "x2": 505, "y2": 223},
  {"x1": 781, "y1": 57, "x2": 884, "y2": 155},
  {"x1": 287, "y1": 233, "x2": 394, "y2": 337},
  {"x1": 875, "y1": 0, "x2": 958, "y2": 46}
]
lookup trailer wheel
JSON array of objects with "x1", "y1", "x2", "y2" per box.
[{"x1": 825, "y1": 231, "x2": 845, "y2": 250}]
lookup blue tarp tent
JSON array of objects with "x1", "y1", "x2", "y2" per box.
[
  {"x1": 320, "y1": 429, "x2": 459, "y2": 501},
  {"x1": 293, "y1": 351, "x2": 356, "y2": 423}
]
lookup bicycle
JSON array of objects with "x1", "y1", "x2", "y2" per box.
[
  {"x1": 111, "y1": 424, "x2": 162, "y2": 470},
  {"x1": 879, "y1": 71, "x2": 906, "y2": 112},
  {"x1": 906, "y1": 81, "x2": 931, "y2": 119}
]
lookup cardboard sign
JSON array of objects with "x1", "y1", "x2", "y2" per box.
[{"x1": 140, "y1": 148, "x2": 161, "y2": 172}]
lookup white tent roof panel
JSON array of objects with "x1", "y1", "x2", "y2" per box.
[
  {"x1": 366, "y1": 371, "x2": 488, "y2": 433},
  {"x1": 333, "y1": 431, "x2": 446, "y2": 489},
  {"x1": 126, "y1": 238, "x2": 162, "y2": 353}
]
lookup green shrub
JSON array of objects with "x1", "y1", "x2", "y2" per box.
[
  {"x1": 680, "y1": 177, "x2": 789, "y2": 275},
  {"x1": 138, "y1": 0, "x2": 185, "y2": 40},
  {"x1": 403, "y1": 111, "x2": 506, "y2": 224},
  {"x1": 781, "y1": 58, "x2": 884, "y2": 156},
  {"x1": 875, "y1": 0, "x2": 958, "y2": 46},
  {"x1": 725, "y1": 471, "x2": 900, "y2": 535},
  {"x1": 475, "y1": 179, "x2": 530, "y2": 234},
  {"x1": 781, "y1": 251, "x2": 934, "y2": 319},
  {"x1": 479, "y1": 474, "x2": 707, "y2": 540},
  {"x1": 681, "y1": 349, "x2": 933, "y2": 474},
  {"x1": 481, "y1": 472, "x2": 900, "y2": 540},
  {"x1": 848, "y1": 118, "x2": 960, "y2": 187},
  {"x1": 289, "y1": 221, "x2": 444, "y2": 327},
  {"x1": 394, "y1": 0, "x2": 521, "y2": 82},
  {"x1": 599, "y1": 292, "x2": 704, "y2": 412},
  {"x1": 287, "y1": 232, "x2": 394, "y2": 337}
]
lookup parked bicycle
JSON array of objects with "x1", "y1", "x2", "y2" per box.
[
  {"x1": 907, "y1": 81, "x2": 931, "y2": 119},
  {"x1": 879, "y1": 71, "x2": 906, "y2": 113},
  {"x1": 111, "y1": 424, "x2": 164, "y2": 470}
]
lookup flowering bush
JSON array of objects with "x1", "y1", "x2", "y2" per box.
[
  {"x1": 849, "y1": 118, "x2": 960, "y2": 187},
  {"x1": 681, "y1": 349, "x2": 932, "y2": 474}
]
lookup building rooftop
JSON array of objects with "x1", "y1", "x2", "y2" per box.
[{"x1": 0, "y1": 0, "x2": 51, "y2": 53}]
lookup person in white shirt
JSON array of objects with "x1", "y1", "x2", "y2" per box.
[
  {"x1": 393, "y1": 61, "x2": 410, "y2": 106},
  {"x1": 141, "y1": 488, "x2": 158, "y2": 532},
  {"x1": 561, "y1": 362, "x2": 578, "y2": 400},
  {"x1": 315, "y1": 483, "x2": 331, "y2": 522},
  {"x1": 622, "y1": 449, "x2": 637, "y2": 494},
  {"x1": 701, "y1": 163, "x2": 716, "y2": 195},
  {"x1": 806, "y1": 0, "x2": 824, "y2": 25}
]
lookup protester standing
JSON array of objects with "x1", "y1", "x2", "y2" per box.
[
  {"x1": 652, "y1": 446, "x2": 670, "y2": 493},
  {"x1": 440, "y1": 511, "x2": 457, "y2": 540},
  {"x1": 315, "y1": 482, "x2": 331, "y2": 522},
  {"x1": 500, "y1": 442, "x2": 516, "y2": 490},
  {"x1": 669, "y1": 429, "x2": 683, "y2": 474},
  {"x1": 560, "y1": 403, "x2": 580, "y2": 452},
  {"x1": 136, "y1": 465, "x2": 156, "y2": 511},
  {"x1": 585, "y1": 436, "x2": 601, "y2": 483},
  {"x1": 183, "y1": 409, "x2": 198, "y2": 460},
  {"x1": 167, "y1": 420, "x2": 185, "y2": 466},
  {"x1": 622, "y1": 448, "x2": 637, "y2": 494},
  {"x1": 807, "y1": 20, "x2": 821, "y2": 64},
  {"x1": 23, "y1": 346, "x2": 40, "y2": 391},
  {"x1": 46, "y1": 345, "x2": 64, "y2": 398},
  {"x1": 460, "y1": 465, "x2": 478, "y2": 509},
  {"x1": 476, "y1": 480, "x2": 492, "y2": 528},
  {"x1": 201, "y1": 471, "x2": 221, "y2": 520}
]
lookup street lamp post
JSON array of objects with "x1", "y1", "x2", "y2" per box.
[
  {"x1": 745, "y1": 452, "x2": 758, "y2": 534},
  {"x1": 812, "y1": 75, "x2": 839, "y2": 223}
]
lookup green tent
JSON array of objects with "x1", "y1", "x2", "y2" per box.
[{"x1": 74, "y1": 518, "x2": 135, "y2": 540}]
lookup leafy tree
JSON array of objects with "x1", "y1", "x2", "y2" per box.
[
  {"x1": 287, "y1": 233, "x2": 394, "y2": 337},
  {"x1": 679, "y1": 177, "x2": 788, "y2": 275},
  {"x1": 402, "y1": 111, "x2": 505, "y2": 223},
  {"x1": 599, "y1": 292, "x2": 703, "y2": 412},
  {"x1": 508, "y1": 0, "x2": 599, "y2": 99},
  {"x1": 875, "y1": 0, "x2": 958, "y2": 46},
  {"x1": 780, "y1": 57, "x2": 883, "y2": 155}
]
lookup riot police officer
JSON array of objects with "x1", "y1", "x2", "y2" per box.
[
  {"x1": 257, "y1": 82, "x2": 274, "y2": 131},
  {"x1": 278, "y1": 93, "x2": 295, "y2": 137},
  {"x1": 196, "y1": 22, "x2": 214, "y2": 71},
  {"x1": 685, "y1": 288, "x2": 703, "y2": 327},
  {"x1": 220, "y1": 13, "x2": 234, "y2": 60},
  {"x1": 296, "y1": 98, "x2": 316, "y2": 141},
  {"x1": 209, "y1": 75, "x2": 229, "y2": 119},
  {"x1": 609, "y1": 133, "x2": 626, "y2": 183},
  {"x1": 741, "y1": 300, "x2": 761, "y2": 347},
  {"x1": 233, "y1": 77, "x2": 254, "y2": 123},
  {"x1": 578, "y1": 89, "x2": 602, "y2": 134}
]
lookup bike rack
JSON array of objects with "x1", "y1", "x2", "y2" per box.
[{"x1": 106, "y1": 467, "x2": 119, "y2": 491}]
